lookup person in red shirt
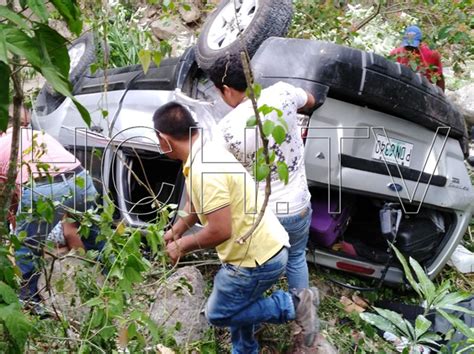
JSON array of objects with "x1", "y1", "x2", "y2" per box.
[{"x1": 390, "y1": 25, "x2": 445, "y2": 91}]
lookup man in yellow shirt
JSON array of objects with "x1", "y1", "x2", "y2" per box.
[{"x1": 153, "y1": 102, "x2": 319, "y2": 352}]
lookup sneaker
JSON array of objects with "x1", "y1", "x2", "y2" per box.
[{"x1": 294, "y1": 288, "x2": 319, "y2": 347}]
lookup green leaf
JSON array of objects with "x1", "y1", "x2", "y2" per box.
[
  {"x1": 373, "y1": 307, "x2": 413, "y2": 339},
  {"x1": 255, "y1": 147, "x2": 265, "y2": 164},
  {"x1": 253, "y1": 83, "x2": 262, "y2": 99},
  {"x1": 75, "y1": 176, "x2": 85, "y2": 189},
  {"x1": 50, "y1": 0, "x2": 82, "y2": 36},
  {"x1": 431, "y1": 280, "x2": 451, "y2": 304},
  {"x1": 277, "y1": 161, "x2": 289, "y2": 184},
  {"x1": 40, "y1": 65, "x2": 71, "y2": 96},
  {"x1": 246, "y1": 115, "x2": 257, "y2": 127},
  {"x1": 35, "y1": 24, "x2": 69, "y2": 78},
  {"x1": 0, "y1": 281, "x2": 18, "y2": 305},
  {"x1": 360, "y1": 312, "x2": 398, "y2": 334},
  {"x1": 182, "y1": 4, "x2": 191, "y2": 11},
  {"x1": 124, "y1": 266, "x2": 143, "y2": 284},
  {"x1": 0, "y1": 6, "x2": 29, "y2": 31},
  {"x1": 438, "y1": 309, "x2": 474, "y2": 339},
  {"x1": 409, "y1": 256, "x2": 436, "y2": 303},
  {"x1": 272, "y1": 125, "x2": 287, "y2": 144},
  {"x1": 27, "y1": 0, "x2": 49, "y2": 22},
  {"x1": 435, "y1": 291, "x2": 471, "y2": 310},
  {"x1": 4, "y1": 307, "x2": 32, "y2": 349},
  {"x1": 40, "y1": 65, "x2": 91, "y2": 126},
  {"x1": 391, "y1": 244, "x2": 421, "y2": 297},
  {"x1": 258, "y1": 104, "x2": 273, "y2": 116},
  {"x1": 36, "y1": 198, "x2": 54, "y2": 223},
  {"x1": 438, "y1": 26, "x2": 452, "y2": 40},
  {"x1": 72, "y1": 99, "x2": 91, "y2": 127},
  {"x1": 4, "y1": 27, "x2": 42, "y2": 68},
  {"x1": 255, "y1": 163, "x2": 270, "y2": 182},
  {"x1": 269, "y1": 151, "x2": 276, "y2": 164},
  {"x1": 85, "y1": 297, "x2": 103, "y2": 307},
  {"x1": 0, "y1": 29, "x2": 7, "y2": 64},
  {"x1": 138, "y1": 49, "x2": 151, "y2": 74},
  {"x1": 414, "y1": 315, "x2": 432, "y2": 339},
  {"x1": 418, "y1": 332, "x2": 443, "y2": 344},
  {"x1": 0, "y1": 63, "x2": 9, "y2": 132},
  {"x1": 442, "y1": 304, "x2": 474, "y2": 316},
  {"x1": 160, "y1": 40, "x2": 172, "y2": 56},
  {"x1": 262, "y1": 120, "x2": 275, "y2": 137},
  {"x1": 153, "y1": 50, "x2": 162, "y2": 68},
  {"x1": 277, "y1": 116, "x2": 288, "y2": 131}
]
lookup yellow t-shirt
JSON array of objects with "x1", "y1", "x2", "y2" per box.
[{"x1": 183, "y1": 138, "x2": 289, "y2": 267}]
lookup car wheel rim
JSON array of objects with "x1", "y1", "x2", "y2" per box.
[
  {"x1": 68, "y1": 42, "x2": 86, "y2": 74},
  {"x1": 207, "y1": 0, "x2": 259, "y2": 50}
]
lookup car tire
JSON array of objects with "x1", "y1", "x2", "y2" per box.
[
  {"x1": 196, "y1": 0, "x2": 293, "y2": 70},
  {"x1": 44, "y1": 32, "x2": 96, "y2": 96}
]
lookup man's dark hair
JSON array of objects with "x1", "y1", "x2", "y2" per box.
[
  {"x1": 153, "y1": 102, "x2": 198, "y2": 140},
  {"x1": 207, "y1": 54, "x2": 248, "y2": 92}
]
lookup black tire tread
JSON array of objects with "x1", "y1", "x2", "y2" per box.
[
  {"x1": 196, "y1": 0, "x2": 293, "y2": 70},
  {"x1": 45, "y1": 32, "x2": 96, "y2": 97}
]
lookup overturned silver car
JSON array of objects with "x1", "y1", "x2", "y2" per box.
[{"x1": 32, "y1": 0, "x2": 474, "y2": 285}]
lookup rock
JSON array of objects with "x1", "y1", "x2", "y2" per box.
[
  {"x1": 149, "y1": 266, "x2": 209, "y2": 346},
  {"x1": 47, "y1": 19, "x2": 73, "y2": 40},
  {"x1": 447, "y1": 83, "x2": 474, "y2": 126},
  {"x1": 151, "y1": 16, "x2": 190, "y2": 40},
  {"x1": 38, "y1": 253, "x2": 104, "y2": 322},
  {"x1": 179, "y1": 1, "x2": 202, "y2": 23},
  {"x1": 151, "y1": 16, "x2": 196, "y2": 57}
]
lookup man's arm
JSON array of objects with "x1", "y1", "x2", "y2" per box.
[
  {"x1": 295, "y1": 90, "x2": 316, "y2": 116},
  {"x1": 301, "y1": 91, "x2": 316, "y2": 112},
  {"x1": 437, "y1": 75, "x2": 445, "y2": 91},
  {"x1": 435, "y1": 54, "x2": 445, "y2": 91},
  {"x1": 166, "y1": 205, "x2": 232, "y2": 264},
  {"x1": 164, "y1": 199, "x2": 200, "y2": 244}
]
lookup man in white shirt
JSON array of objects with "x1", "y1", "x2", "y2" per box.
[{"x1": 208, "y1": 56, "x2": 316, "y2": 293}]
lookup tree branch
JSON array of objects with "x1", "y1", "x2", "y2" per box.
[
  {"x1": 344, "y1": 1, "x2": 382, "y2": 40},
  {"x1": 0, "y1": 64, "x2": 22, "y2": 238},
  {"x1": 235, "y1": 51, "x2": 271, "y2": 245}
]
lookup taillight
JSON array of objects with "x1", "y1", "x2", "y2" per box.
[{"x1": 336, "y1": 262, "x2": 375, "y2": 275}]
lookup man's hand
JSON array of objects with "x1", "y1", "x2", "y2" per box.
[
  {"x1": 166, "y1": 240, "x2": 183, "y2": 265},
  {"x1": 165, "y1": 206, "x2": 232, "y2": 265},
  {"x1": 164, "y1": 229, "x2": 178, "y2": 245}
]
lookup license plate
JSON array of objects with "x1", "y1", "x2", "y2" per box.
[{"x1": 372, "y1": 134, "x2": 414, "y2": 167}]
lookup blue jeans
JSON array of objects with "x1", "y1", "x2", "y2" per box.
[
  {"x1": 278, "y1": 203, "x2": 312, "y2": 290},
  {"x1": 205, "y1": 248, "x2": 295, "y2": 354},
  {"x1": 15, "y1": 169, "x2": 102, "y2": 300}
]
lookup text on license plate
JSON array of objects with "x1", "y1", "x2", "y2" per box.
[{"x1": 372, "y1": 134, "x2": 414, "y2": 167}]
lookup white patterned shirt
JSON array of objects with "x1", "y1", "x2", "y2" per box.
[{"x1": 218, "y1": 82, "x2": 311, "y2": 215}]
